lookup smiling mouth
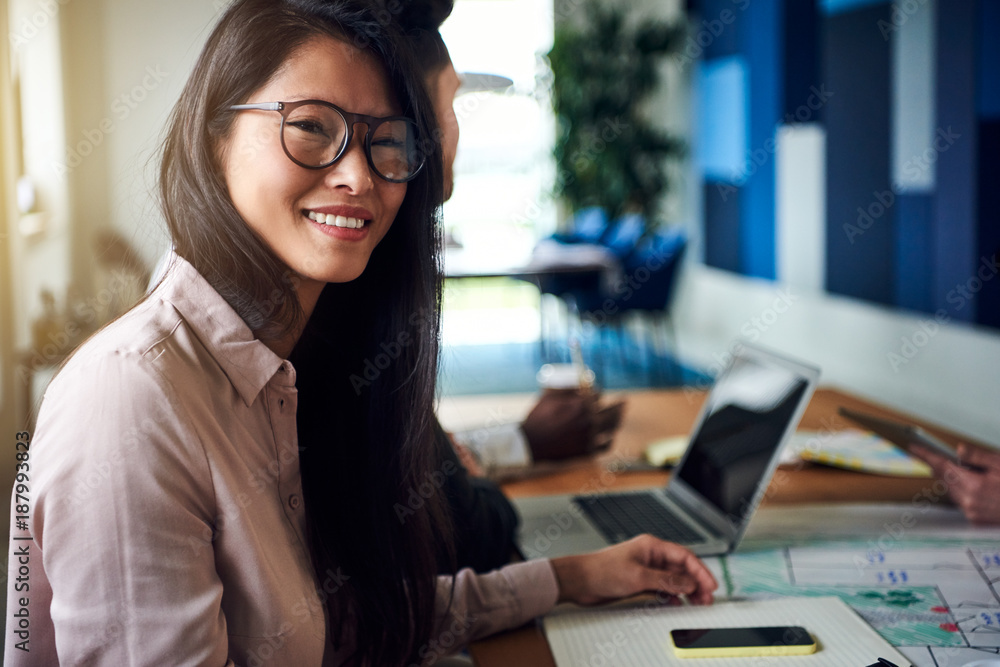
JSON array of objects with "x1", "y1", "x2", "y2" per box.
[{"x1": 306, "y1": 210, "x2": 368, "y2": 229}]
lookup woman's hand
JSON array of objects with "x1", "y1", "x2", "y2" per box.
[
  {"x1": 550, "y1": 535, "x2": 717, "y2": 607},
  {"x1": 912, "y1": 442, "x2": 1000, "y2": 524}
]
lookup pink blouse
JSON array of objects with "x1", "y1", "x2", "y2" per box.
[{"x1": 4, "y1": 255, "x2": 558, "y2": 666}]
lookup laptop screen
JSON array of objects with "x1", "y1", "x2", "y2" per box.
[{"x1": 675, "y1": 354, "x2": 810, "y2": 524}]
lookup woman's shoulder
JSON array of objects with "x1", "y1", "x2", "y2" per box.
[
  {"x1": 46, "y1": 295, "x2": 221, "y2": 411},
  {"x1": 30, "y1": 296, "x2": 231, "y2": 480}
]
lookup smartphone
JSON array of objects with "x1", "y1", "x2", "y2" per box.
[
  {"x1": 669, "y1": 625, "x2": 817, "y2": 658},
  {"x1": 837, "y1": 407, "x2": 985, "y2": 471}
]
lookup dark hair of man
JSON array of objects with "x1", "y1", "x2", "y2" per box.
[
  {"x1": 394, "y1": 0, "x2": 455, "y2": 78},
  {"x1": 159, "y1": 1, "x2": 451, "y2": 665}
]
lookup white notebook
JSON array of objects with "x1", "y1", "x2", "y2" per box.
[{"x1": 544, "y1": 596, "x2": 909, "y2": 667}]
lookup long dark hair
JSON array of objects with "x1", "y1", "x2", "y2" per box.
[{"x1": 159, "y1": 1, "x2": 451, "y2": 664}]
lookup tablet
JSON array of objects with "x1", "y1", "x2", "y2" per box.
[{"x1": 837, "y1": 407, "x2": 983, "y2": 471}]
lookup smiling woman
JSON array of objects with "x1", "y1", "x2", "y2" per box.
[
  {"x1": 4, "y1": 1, "x2": 717, "y2": 665},
  {"x1": 221, "y1": 36, "x2": 413, "y2": 327},
  {"x1": 8, "y1": 1, "x2": 455, "y2": 663}
]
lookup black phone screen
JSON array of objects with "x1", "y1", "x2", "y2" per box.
[{"x1": 670, "y1": 626, "x2": 813, "y2": 649}]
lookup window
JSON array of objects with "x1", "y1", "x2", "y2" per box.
[
  {"x1": 440, "y1": 0, "x2": 556, "y2": 256},
  {"x1": 439, "y1": 0, "x2": 556, "y2": 346}
]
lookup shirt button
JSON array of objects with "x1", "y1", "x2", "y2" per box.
[{"x1": 288, "y1": 494, "x2": 301, "y2": 510}]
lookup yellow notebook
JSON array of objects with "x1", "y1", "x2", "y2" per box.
[{"x1": 794, "y1": 429, "x2": 932, "y2": 477}]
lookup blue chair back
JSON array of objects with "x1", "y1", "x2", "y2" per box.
[
  {"x1": 550, "y1": 206, "x2": 608, "y2": 244},
  {"x1": 602, "y1": 213, "x2": 645, "y2": 259},
  {"x1": 571, "y1": 207, "x2": 609, "y2": 243},
  {"x1": 618, "y1": 230, "x2": 686, "y2": 311}
]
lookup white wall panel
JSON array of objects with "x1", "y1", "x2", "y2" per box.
[{"x1": 776, "y1": 123, "x2": 826, "y2": 292}]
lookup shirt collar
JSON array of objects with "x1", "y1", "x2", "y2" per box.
[{"x1": 153, "y1": 253, "x2": 288, "y2": 406}]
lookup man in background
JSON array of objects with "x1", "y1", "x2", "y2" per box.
[{"x1": 393, "y1": 0, "x2": 626, "y2": 572}]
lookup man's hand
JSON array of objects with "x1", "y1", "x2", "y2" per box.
[
  {"x1": 521, "y1": 391, "x2": 625, "y2": 462},
  {"x1": 910, "y1": 442, "x2": 1000, "y2": 524},
  {"x1": 551, "y1": 535, "x2": 717, "y2": 606}
]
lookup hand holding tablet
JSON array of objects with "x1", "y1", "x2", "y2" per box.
[
  {"x1": 839, "y1": 407, "x2": 1000, "y2": 524},
  {"x1": 837, "y1": 407, "x2": 985, "y2": 472}
]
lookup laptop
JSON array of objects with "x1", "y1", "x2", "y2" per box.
[{"x1": 513, "y1": 342, "x2": 820, "y2": 559}]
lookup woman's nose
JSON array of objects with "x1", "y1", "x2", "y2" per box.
[{"x1": 324, "y1": 128, "x2": 374, "y2": 192}]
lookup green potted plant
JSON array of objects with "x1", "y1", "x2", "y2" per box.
[{"x1": 547, "y1": 1, "x2": 684, "y2": 227}]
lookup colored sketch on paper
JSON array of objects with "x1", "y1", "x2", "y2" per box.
[{"x1": 713, "y1": 541, "x2": 1000, "y2": 667}]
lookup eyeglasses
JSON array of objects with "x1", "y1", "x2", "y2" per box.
[{"x1": 227, "y1": 99, "x2": 425, "y2": 183}]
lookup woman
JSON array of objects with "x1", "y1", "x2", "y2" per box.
[{"x1": 5, "y1": 0, "x2": 716, "y2": 665}]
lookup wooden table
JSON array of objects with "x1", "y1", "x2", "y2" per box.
[{"x1": 443, "y1": 386, "x2": 983, "y2": 667}]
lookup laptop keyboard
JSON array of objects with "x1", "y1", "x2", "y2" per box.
[{"x1": 572, "y1": 492, "x2": 705, "y2": 545}]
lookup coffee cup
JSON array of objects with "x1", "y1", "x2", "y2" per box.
[{"x1": 536, "y1": 363, "x2": 595, "y2": 393}]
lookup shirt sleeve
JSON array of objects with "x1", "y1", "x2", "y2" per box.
[
  {"x1": 427, "y1": 559, "x2": 559, "y2": 664},
  {"x1": 450, "y1": 422, "x2": 533, "y2": 472},
  {"x1": 24, "y1": 352, "x2": 234, "y2": 666}
]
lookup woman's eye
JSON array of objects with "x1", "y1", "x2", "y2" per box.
[{"x1": 288, "y1": 120, "x2": 330, "y2": 137}]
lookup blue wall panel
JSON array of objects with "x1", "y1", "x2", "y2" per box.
[
  {"x1": 783, "y1": 0, "x2": 821, "y2": 124},
  {"x1": 978, "y1": 0, "x2": 1000, "y2": 119},
  {"x1": 976, "y1": 119, "x2": 1000, "y2": 328},
  {"x1": 894, "y1": 194, "x2": 934, "y2": 313},
  {"x1": 975, "y1": 2, "x2": 1000, "y2": 328},
  {"x1": 932, "y1": 0, "x2": 978, "y2": 322},
  {"x1": 823, "y1": 4, "x2": 894, "y2": 305},
  {"x1": 739, "y1": 1, "x2": 782, "y2": 279},
  {"x1": 704, "y1": 181, "x2": 742, "y2": 273},
  {"x1": 695, "y1": 0, "x2": 743, "y2": 59},
  {"x1": 697, "y1": 57, "x2": 748, "y2": 182}
]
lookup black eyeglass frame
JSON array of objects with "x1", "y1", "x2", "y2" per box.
[{"x1": 227, "y1": 99, "x2": 425, "y2": 183}]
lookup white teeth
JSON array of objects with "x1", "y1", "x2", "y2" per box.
[{"x1": 307, "y1": 211, "x2": 365, "y2": 228}]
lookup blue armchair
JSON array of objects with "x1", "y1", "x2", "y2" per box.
[
  {"x1": 549, "y1": 206, "x2": 609, "y2": 245},
  {"x1": 524, "y1": 208, "x2": 652, "y2": 362},
  {"x1": 566, "y1": 229, "x2": 687, "y2": 382}
]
